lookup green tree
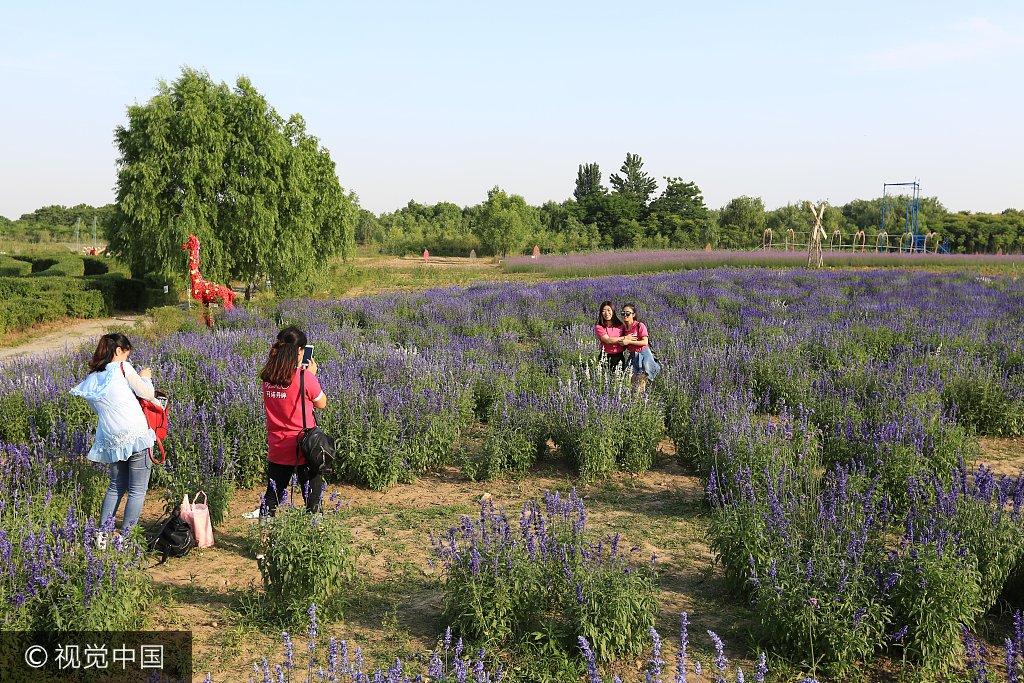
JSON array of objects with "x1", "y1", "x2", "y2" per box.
[
  {"x1": 609, "y1": 153, "x2": 657, "y2": 214},
  {"x1": 646, "y1": 177, "x2": 712, "y2": 247},
  {"x1": 766, "y1": 203, "x2": 806, "y2": 235},
  {"x1": 474, "y1": 187, "x2": 538, "y2": 257},
  {"x1": 594, "y1": 193, "x2": 643, "y2": 248},
  {"x1": 717, "y1": 196, "x2": 767, "y2": 249},
  {"x1": 574, "y1": 163, "x2": 604, "y2": 203},
  {"x1": 110, "y1": 67, "x2": 356, "y2": 296}
]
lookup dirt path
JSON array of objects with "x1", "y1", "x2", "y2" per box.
[{"x1": 0, "y1": 314, "x2": 146, "y2": 363}]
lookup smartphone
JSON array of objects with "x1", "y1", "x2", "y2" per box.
[{"x1": 301, "y1": 345, "x2": 314, "y2": 367}]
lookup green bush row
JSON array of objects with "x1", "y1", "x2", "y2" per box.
[
  {"x1": 0, "y1": 255, "x2": 32, "y2": 276},
  {"x1": 0, "y1": 273, "x2": 167, "y2": 335}
]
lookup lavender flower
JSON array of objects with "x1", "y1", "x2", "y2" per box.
[
  {"x1": 578, "y1": 637, "x2": 601, "y2": 683},
  {"x1": 708, "y1": 630, "x2": 727, "y2": 683}
]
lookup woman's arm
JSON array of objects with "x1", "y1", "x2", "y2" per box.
[
  {"x1": 123, "y1": 362, "x2": 156, "y2": 400},
  {"x1": 595, "y1": 325, "x2": 628, "y2": 344},
  {"x1": 599, "y1": 332, "x2": 628, "y2": 344},
  {"x1": 627, "y1": 335, "x2": 648, "y2": 348},
  {"x1": 627, "y1": 323, "x2": 649, "y2": 348},
  {"x1": 305, "y1": 362, "x2": 328, "y2": 409}
]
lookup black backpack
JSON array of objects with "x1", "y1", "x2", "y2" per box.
[{"x1": 148, "y1": 506, "x2": 196, "y2": 563}]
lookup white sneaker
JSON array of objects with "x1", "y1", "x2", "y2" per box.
[
  {"x1": 242, "y1": 508, "x2": 261, "y2": 519},
  {"x1": 95, "y1": 531, "x2": 109, "y2": 550}
]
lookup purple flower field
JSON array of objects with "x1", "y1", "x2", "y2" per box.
[{"x1": 1, "y1": 266, "x2": 1023, "y2": 680}]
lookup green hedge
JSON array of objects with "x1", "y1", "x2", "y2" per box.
[
  {"x1": 82, "y1": 256, "x2": 109, "y2": 276},
  {"x1": 0, "y1": 297, "x2": 64, "y2": 334},
  {"x1": 0, "y1": 256, "x2": 32, "y2": 277},
  {"x1": 0, "y1": 273, "x2": 153, "y2": 335},
  {"x1": 32, "y1": 255, "x2": 85, "y2": 277},
  {"x1": 84, "y1": 274, "x2": 151, "y2": 311}
]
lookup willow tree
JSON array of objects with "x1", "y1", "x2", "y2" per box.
[{"x1": 110, "y1": 67, "x2": 356, "y2": 296}]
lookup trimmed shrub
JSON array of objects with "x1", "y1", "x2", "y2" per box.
[
  {"x1": 30, "y1": 255, "x2": 85, "y2": 277},
  {"x1": 62, "y1": 289, "x2": 106, "y2": 319},
  {"x1": 85, "y1": 273, "x2": 150, "y2": 311},
  {"x1": 82, "y1": 256, "x2": 109, "y2": 275},
  {"x1": 0, "y1": 256, "x2": 31, "y2": 276}
]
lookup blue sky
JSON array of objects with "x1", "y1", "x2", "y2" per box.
[{"x1": 1, "y1": 0, "x2": 1022, "y2": 219}]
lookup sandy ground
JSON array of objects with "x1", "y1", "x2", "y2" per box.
[{"x1": 0, "y1": 314, "x2": 145, "y2": 363}]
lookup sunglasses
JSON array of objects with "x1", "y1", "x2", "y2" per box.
[{"x1": 621, "y1": 311, "x2": 634, "y2": 316}]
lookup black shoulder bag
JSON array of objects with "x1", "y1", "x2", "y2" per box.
[{"x1": 297, "y1": 369, "x2": 336, "y2": 478}]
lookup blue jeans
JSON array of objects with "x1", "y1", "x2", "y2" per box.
[
  {"x1": 100, "y1": 450, "x2": 153, "y2": 531},
  {"x1": 630, "y1": 346, "x2": 661, "y2": 381}
]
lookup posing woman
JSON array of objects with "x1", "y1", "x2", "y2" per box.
[
  {"x1": 593, "y1": 300, "x2": 630, "y2": 373},
  {"x1": 260, "y1": 326, "x2": 328, "y2": 515},
  {"x1": 620, "y1": 303, "x2": 661, "y2": 392},
  {"x1": 71, "y1": 333, "x2": 156, "y2": 546}
]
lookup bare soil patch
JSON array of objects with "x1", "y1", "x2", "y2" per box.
[{"x1": 979, "y1": 437, "x2": 1024, "y2": 475}]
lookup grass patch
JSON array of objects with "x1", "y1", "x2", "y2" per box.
[
  {"x1": 323, "y1": 255, "x2": 537, "y2": 297},
  {"x1": 504, "y1": 249, "x2": 1024, "y2": 278}
]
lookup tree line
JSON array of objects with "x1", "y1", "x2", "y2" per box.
[
  {"x1": 361, "y1": 155, "x2": 1024, "y2": 256},
  {"x1": 0, "y1": 204, "x2": 115, "y2": 244},
  {"x1": 7, "y1": 155, "x2": 1022, "y2": 261}
]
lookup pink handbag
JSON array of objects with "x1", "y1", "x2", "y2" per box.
[{"x1": 180, "y1": 492, "x2": 215, "y2": 548}]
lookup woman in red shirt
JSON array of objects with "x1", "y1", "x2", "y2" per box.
[
  {"x1": 593, "y1": 300, "x2": 631, "y2": 373},
  {"x1": 259, "y1": 326, "x2": 328, "y2": 515}
]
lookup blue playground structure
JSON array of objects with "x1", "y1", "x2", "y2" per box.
[{"x1": 880, "y1": 181, "x2": 948, "y2": 253}]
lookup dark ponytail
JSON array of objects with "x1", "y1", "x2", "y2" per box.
[
  {"x1": 260, "y1": 326, "x2": 307, "y2": 387},
  {"x1": 88, "y1": 333, "x2": 133, "y2": 373}
]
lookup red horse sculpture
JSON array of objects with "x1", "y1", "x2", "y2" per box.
[{"x1": 182, "y1": 234, "x2": 235, "y2": 327}]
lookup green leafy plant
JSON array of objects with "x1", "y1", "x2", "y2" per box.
[{"x1": 254, "y1": 507, "x2": 357, "y2": 626}]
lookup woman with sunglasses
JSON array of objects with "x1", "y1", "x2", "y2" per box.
[
  {"x1": 620, "y1": 303, "x2": 661, "y2": 392},
  {"x1": 593, "y1": 300, "x2": 631, "y2": 373}
]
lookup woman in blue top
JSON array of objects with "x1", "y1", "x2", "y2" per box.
[{"x1": 71, "y1": 333, "x2": 156, "y2": 545}]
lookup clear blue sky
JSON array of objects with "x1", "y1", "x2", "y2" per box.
[{"x1": 1, "y1": 0, "x2": 1022, "y2": 219}]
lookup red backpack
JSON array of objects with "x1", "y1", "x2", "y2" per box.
[{"x1": 121, "y1": 364, "x2": 169, "y2": 464}]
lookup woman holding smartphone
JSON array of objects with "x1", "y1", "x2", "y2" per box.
[
  {"x1": 70, "y1": 333, "x2": 156, "y2": 547},
  {"x1": 259, "y1": 326, "x2": 328, "y2": 515}
]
